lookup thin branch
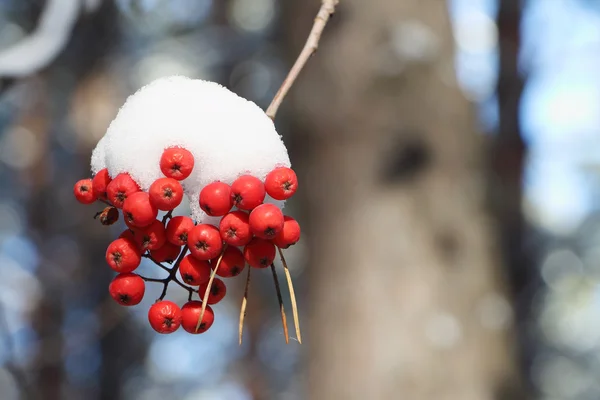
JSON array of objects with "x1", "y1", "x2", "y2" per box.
[
  {"x1": 161, "y1": 210, "x2": 173, "y2": 225},
  {"x1": 239, "y1": 266, "x2": 251, "y2": 345},
  {"x1": 270, "y1": 263, "x2": 289, "y2": 344},
  {"x1": 277, "y1": 247, "x2": 302, "y2": 343},
  {"x1": 265, "y1": 0, "x2": 339, "y2": 119},
  {"x1": 196, "y1": 245, "x2": 228, "y2": 332}
]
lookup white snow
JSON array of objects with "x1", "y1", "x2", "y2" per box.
[{"x1": 91, "y1": 75, "x2": 290, "y2": 223}]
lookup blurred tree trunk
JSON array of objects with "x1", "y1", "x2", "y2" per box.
[{"x1": 283, "y1": 1, "x2": 528, "y2": 399}]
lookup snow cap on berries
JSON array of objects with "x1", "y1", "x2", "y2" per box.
[{"x1": 91, "y1": 75, "x2": 290, "y2": 222}]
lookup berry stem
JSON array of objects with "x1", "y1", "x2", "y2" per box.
[
  {"x1": 239, "y1": 265, "x2": 251, "y2": 345},
  {"x1": 277, "y1": 247, "x2": 302, "y2": 344},
  {"x1": 265, "y1": 0, "x2": 339, "y2": 120},
  {"x1": 270, "y1": 263, "x2": 289, "y2": 344},
  {"x1": 161, "y1": 210, "x2": 173, "y2": 225},
  {"x1": 140, "y1": 247, "x2": 198, "y2": 300},
  {"x1": 195, "y1": 244, "x2": 228, "y2": 333}
]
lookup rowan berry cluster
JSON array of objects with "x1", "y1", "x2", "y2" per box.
[{"x1": 74, "y1": 146, "x2": 301, "y2": 337}]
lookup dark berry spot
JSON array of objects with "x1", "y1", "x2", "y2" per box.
[
  {"x1": 259, "y1": 257, "x2": 269, "y2": 266},
  {"x1": 199, "y1": 322, "x2": 206, "y2": 330},
  {"x1": 211, "y1": 285, "x2": 219, "y2": 295},
  {"x1": 230, "y1": 266, "x2": 240, "y2": 276},
  {"x1": 226, "y1": 227, "x2": 237, "y2": 238},
  {"x1": 283, "y1": 181, "x2": 292, "y2": 190},
  {"x1": 112, "y1": 252, "x2": 122, "y2": 264},
  {"x1": 183, "y1": 274, "x2": 193, "y2": 283},
  {"x1": 264, "y1": 227, "x2": 275, "y2": 237},
  {"x1": 233, "y1": 193, "x2": 243, "y2": 205},
  {"x1": 195, "y1": 241, "x2": 209, "y2": 251},
  {"x1": 119, "y1": 294, "x2": 130, "y2": 304},
  {"x1": 80, "y1": 185, "x2": 90, "y2": 192},
  {"x1": 116, "y1": 192, "x2": 126, "y2": 202},
  {"x1": 202, "y1": 203, "x2": 212, "y2": 215},
  {"x1": 125, "y1": 212, "x2": 134, "y2": 223},
  {"x1": 163, "y1": 187, "x2": 173, "y2": 199},
  {"x1": 171, "y1": 164, "x2": 181, "y2": 172},
  {"x1": 164, "y1": 317, "x2": 173, "y2": 328},
  {"x1": 178, "y1": 233, "x2": 188, "y2": 243}
]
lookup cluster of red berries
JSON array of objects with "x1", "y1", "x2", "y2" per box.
[{"x1": 74, "y1": 146, "x2": 301, "y2": 336}]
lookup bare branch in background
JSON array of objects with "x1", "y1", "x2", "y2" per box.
[
  {"x1": 0, "y1": 0, "x2": 82, "y2": 78},
  {"x1": 265, "y1": 0, "x2": 339, "y2": 120}
]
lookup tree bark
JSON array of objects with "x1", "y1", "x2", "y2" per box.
[{"x1": 282, "y1": 1, "x2": 528, "y2": 399}]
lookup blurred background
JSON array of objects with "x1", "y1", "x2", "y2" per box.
[{"x1": 0, "y1": 0, "x2": 598, "y2": 399}]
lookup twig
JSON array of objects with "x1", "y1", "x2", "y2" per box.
[
  {"x1": 265, "y1": 0, "x2": 339, "y2": 119},
  {"x1": 140, "y1": 246, "x2": 195, "y2": 300},
  {"x1": 161, "y1": 210, "x2": 173, "y2": 225},
  {"x1": 277, "y1": 247, "x2": 302, "y2": 343},
  {"x1": 239, "y1": 266, "x2": 251, "y2": 345},
  {"x1": 270, "y1": 263, "x2": 289, "y2": 344},
  {"x1": 195, "y1": 245, "x2": 228, "y2": 332}
]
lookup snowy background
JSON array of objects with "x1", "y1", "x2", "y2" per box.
[{"x1": 0, "y1": 0, "x2": 599, "y2": 399}]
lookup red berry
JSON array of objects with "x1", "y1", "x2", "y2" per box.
[
  {"x1": 249, "y1": 204, "x2": 284, "y2": 239},
  {"x1": 106, "y1": 173, "x2": 140, "y2": 209},
  {"x1": 106, "y1": 238, "x2": 142, "y2": 273},
  {"x1": 133, "y1": 220, "x2": 166, "y2": 250},
  {"x1": 92, "y1": 168, "x2": 112, "y2": 200},
  {"x1": 199, "y1": 278, "x2": 226, "y2": 305},
  {"x1": 265, "y1": 167, "x2": 298, "y2": 200},
  {"x1": 243, "y1": 238, "x2": 276, "y2": 268},
  {"x1": 187, "y1": 224, "x2": 223, "y2": 261},
  {"x1": 148, "y1": 300, "x2": 182, "y2": 334},
  {"x1": 73, "y1": 179, "x2": 97, "y2": 204},
  {"x1": 230, "y1": 175, "x2": 265, "y2": 210},
  {"x1": 149, "y1": 178, "x2": 183, "y2": 211},
  {"x1": 109, "y1": 273, "x2": 145, "y2": 306},
  {"x1": 150, "y1": 242, "x2": 181, "y2": 263},
  {"x1": 273, "y1": 216, "x2": 301, "y2": 248},
  {"x1": 160, "y1": 147, "x2": 194, "y2": 180},
  {"x1": 181, "y1": 301, "x2": 214, "y2": 334},
  {"x1": 219, "y1": 211, "x2": 252, "y2": 246},
  {"x1": 165, "y1": 216, "x2": 195, "y2": 246},
  {"x1": 123, "y1": 192, "x2": 158, "y2": 228},
  {"x1": 199, "y1": 182, "x2": 233, "y2": 216},
  {"x1": 118, "y1": 229, "x2": 142, "y2": 253},
  {"x1": 215, "y1": 246, "x2": 246, "y2": 278},
  {"x1": 178, "y1": 255, "x2": 211, "y2": 285}
]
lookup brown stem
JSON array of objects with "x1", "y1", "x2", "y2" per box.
[
  {"x1": 277, "y1": 247, "x2": 302, "y2": 343},
  {"x1": 239, "y1": 265, "x2": 251, "y2": 345},
  {"x1": 265, "y1": 0, "x2": 339, "y2": 119},
  {"x1": 270, "y1": 263, "x2": 289, "y2": 344},
  {"x1": 195, "y1": 245, "x2": 228, "y2": 332}
]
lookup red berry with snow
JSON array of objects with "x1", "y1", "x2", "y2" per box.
[
  {"x1": 244, "y1": 237, "x2": 276, "y2": 268},
  {"x1": 249, "y1": 203, "x2": 284, "y2": 239},
  {"x1": 230, "y1": 175, "x2": 265, "y2": 210},
  {"x1": 150, "y1": 242, "x2": 181, "y2": 263},
  {"x1": 181, "y1": 301, "x2": 214, "y2": 334},
  {"x1": 106, "y1": 173, "x2": 140, "y2": 209},
  {"x1": 106, "y1": 238, "x2": 142, "y2": 273},
  {"x1": 74, "y1": 179, "x2": 97, "y2": 204},
  {"x1": 148, "y1": 300, "x2": 182, "y2": 334},
  {"x1": 215, "y1": 246, "x2": 246, "y2": 278},
  {"x1": 199, "y1": 278, "x2": 227, "y2": 305},
  {"x1": 199, "y1": 182, "x2": 233, "y2": 216},
  {"x1": 187, "y1": 224, "x2": 223, "y2": 261},
  {"x1": 273, "y1": 216, "x2": 301, "y2": 249},
  {"x1": 178, "y1": 255, "x2": 211, "y2": 285},
  {"x1": 123, "y1": 192, "x2": 158, "y2": 228},
  {"x1": 149, "y1": 177, "x2": 183, "y2": 211},
  {"x1": 160, "y1": 147, "x2": 194, "y2": 181},
  {"x1": 219, "y1": 211, "x2": 252, "y2": 246},
  {"x1": 109, "y1": 273, "x2": 145, "y2": 306},
  {"x1": 92, "y1": 168, "x2": 112, "y2": 200},
  {"x1": 133, "y1": 220, "x2": 166, "y2": 250},
  {"x1": 165, "y1": 216, "x2": 195, "y2": 246},
  {"x1": 265, "y1": 167, "x2": 298, "y2": 200}
]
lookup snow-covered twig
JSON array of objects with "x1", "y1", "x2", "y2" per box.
[
  {"x1": 265, "y1": 0, "x2": 339, "y2": 120},
  {"x1": 0, "y1": 0, "x2": 82, "y2": 78}
]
